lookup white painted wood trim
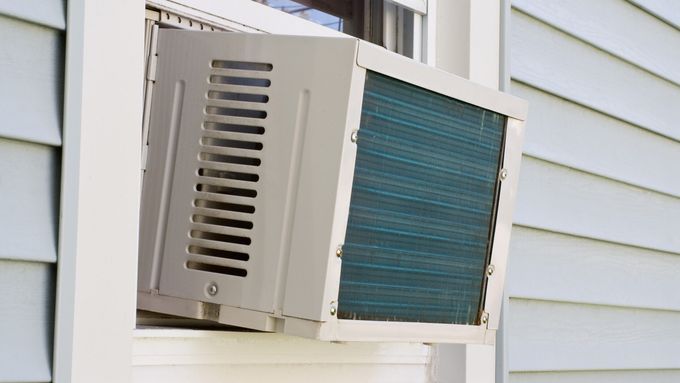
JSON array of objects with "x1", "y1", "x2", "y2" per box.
[
  {"x1": 148, "y1": 0, "x2": 345, "y2": 36},
  {"x1": 434, "y1": 1, "x2": 503, "y2": 382},
  {"x1": 422, "y1": 0, "x2": 437, "y2": 66},
  {"x1": 468, "y1": 0, "x2": 500, "y2": 89},
  {"x1": 133, "y1": 329, "x2": 431, "y2": 366},
  {"x1": 53, "y1": 0, "x2": 144, "y2": 382},
  {"x1": 387, "y1": 0, "x2": 427, "y2": 15}
]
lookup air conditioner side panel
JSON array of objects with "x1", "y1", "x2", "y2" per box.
[
  {"x1": 282, "y1": 49, "x2": 365, "y2": 323},
  {"x1": 144, "y1": 30, "x2": 359, "y2": 316}
]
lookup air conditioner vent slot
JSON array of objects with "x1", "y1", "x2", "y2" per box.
[
  {"x1": 186, "y1": 261, "x2": 247, "y2": 277},
  {"x1": 205, "y1": 106, "x2": 267, "y2": 119},
  {"x1": 209, "y1": 76, "x2": 271, "y2": 87},
  {"x1": 207, "y1": 91, "x2": 269, "y2": 104},
  {"x1": 183, "y1": 60, "x2": 272, "y2": 279},
  {"x1": 200, "y1": 137, "x2": 263, "y2": 150},
  {"x1": 204, "y1": 121, "x2": 265, "y2": 135},
  {"x1": 211, "y1": 60, "x2": 273, "y2": 72}
]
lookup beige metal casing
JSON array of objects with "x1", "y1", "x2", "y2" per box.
[{"x1": 138, "y1": 30, "x2": 527, "y2": 344}]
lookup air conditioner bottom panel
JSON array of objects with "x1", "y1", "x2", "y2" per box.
[{"x1": 137, "y1": 291, "x2": 495, "y2": 344}]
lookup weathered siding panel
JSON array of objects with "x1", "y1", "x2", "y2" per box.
[
  {"x1": 514, "y1": 157, "x2": 680, "y2": 254},
  {"x1": 508, "y1": 226, "x2": 680, "y2": 312},
  {"x1": 630, "y1": 0, "x2": 680, "y2": 29},
  {"x1": 0, "y1": 0, "x2": 65, "y2": 30},
  {"x1": 0, "y1": 138, "x2": 60, "y2": 263},
  {"x1": 0, "y1": 14, "x2": 64, "y2": 146},
  {"x1": 507, "y1": 1, "x2": 680, "y2": 382},
  {"x1": 513, "y1": 81, "x2": 680, "y2": 198},
  {"x1": 0, "y1": 260, "x2": 54, "y2": 383},
  {"x1": 511, "y1": 10, "x2": 680, "y2": 141},
  {"x1": 0, "y1": 5, "x2": 65, "y2": 383},
  {"x1": 514, "y1": 0, "x2": 680, "y2": 85},
  {"x1": 508, "y1": 299, "x2": 680, "y2": 371},
  {"x1": 510, "y1": 369, "x2": 680, "y2": 383}
]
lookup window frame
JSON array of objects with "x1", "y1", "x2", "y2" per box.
[{"x1": 53, "y1": 0, "x2": 504, "y2": 381}]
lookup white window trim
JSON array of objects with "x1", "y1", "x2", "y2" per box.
[
  {"x1": 148, "y1": 0, "x2": 433, "y2": 62},
  {"x1": 52, "y1": 0, "x2": 503, "y2": 381},
  {"x1": 53, "y1": 0, "x2": 144, "y2": 382}
]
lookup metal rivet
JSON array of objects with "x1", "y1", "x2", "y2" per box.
[
  {"x1": 207, "y1": 283, "x2": 218, "y2": 296},
  {"x1": 481, "y1": 312, "x2": 489, "y2": 324},
  {"x1": 330, "y1": 303, "x2": 337, "y2": 316},
  {"x1": 350, "y1": 131, "x2": 358, "y2": 143},
  {"x1": 486, "y1": 264, "x2": 495, "y2": 276},
  {"x1": 336, "y1": 246, "x2": 343, "y2": 258},
  {"x1": 499, "y1": 168, "x2": 509, "y2": 181}
]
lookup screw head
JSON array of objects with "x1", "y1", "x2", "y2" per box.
[
  {"x1": 336, "y1": 246, "x2": 343, "y2": 258},
  {"x1": 486, "y1": 264, "x2": 495, "y2": 276},
  {"x1": 350, "y1": 130, "x2": 359, "y2": 143},
  {"x1": 499, "y1": 168, "x2": 509, "y2": 181},
  {"x1": 330, "y1": 303, "x2": 337, "y2": 316},
  {"x1": 207, "y1": 282, "x2": 218, "y2": 296},
  {"x1": 481, "y1": 312, "x2": 489, "y2": 324}
]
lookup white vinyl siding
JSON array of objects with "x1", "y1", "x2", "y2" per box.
[
  {"x1": 0, "y1": 13, "x2": 64, "y2": 146},
  {"x1": 0, "y1": 261, "x2": 55, "y2": 383},
  {"x1": 505, "y1": 1, "x2": 680, "y2": 381},
  {"x1": 0, "y1": 2, "x2": 65, "y2": 382}
]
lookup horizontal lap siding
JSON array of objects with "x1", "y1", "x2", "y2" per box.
[
  {"x1": 513, "y1": 82, "x2": 680, "y2": 198},
  {"x1": 0, "y1": 261, "x2": 55, "y2": 383},
  {"x1": 629, "y1": 0, "x2": 680, "y2": 29},
  {"x1": 508, "y1": 299, "x2": 680, "y2": 371},
  {"x1": 514, "y1": 157, "x2": 680, "y2": 254},
  {"x1": 507, "y1": 2, "x2": 680, "y2": 381},
  {"x1": 508, "y1": 227, "x2": 680, "y2": 312},
  {"x1": 0, "y1": 14, "x2": 64, "y2": 146},
  {"x1": 0, "y1": 2, "x2": 65, "y2": 383},
  {"x1": 511, "y1": 10, "x2": 680, "y2": 141},
  {"x1": 0, "y1": 138, "x2": 61, "y2": 263},
  {"x1": 514, "y1": 0, "x2": 680, "y2": 85},
  {"x1": 510, "y1": 370, "x2": 680, "y2": 383}
]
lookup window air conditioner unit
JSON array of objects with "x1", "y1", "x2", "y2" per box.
[{"x1": 138, "y1": 30, "x2": 527, "y2": 344}]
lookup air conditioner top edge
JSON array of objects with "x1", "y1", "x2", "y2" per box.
[
  {"x1": 157, "y1": 29, "x2": 527, "y2": 121},
  {"x1": 356, "y1": 39, "x2": 528, "y2": 121}
]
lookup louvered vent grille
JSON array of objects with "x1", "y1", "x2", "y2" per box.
[
  {"x1": 186, "y1": 60, "x2": 272, "y2": 278},
  {"x1": 338, "y1": 72, "x2": 505, "y2": 324}
]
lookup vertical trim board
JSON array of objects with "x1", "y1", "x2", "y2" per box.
[{"x1": 53, "y1": 0, "x2": 143, "y2": 382}]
